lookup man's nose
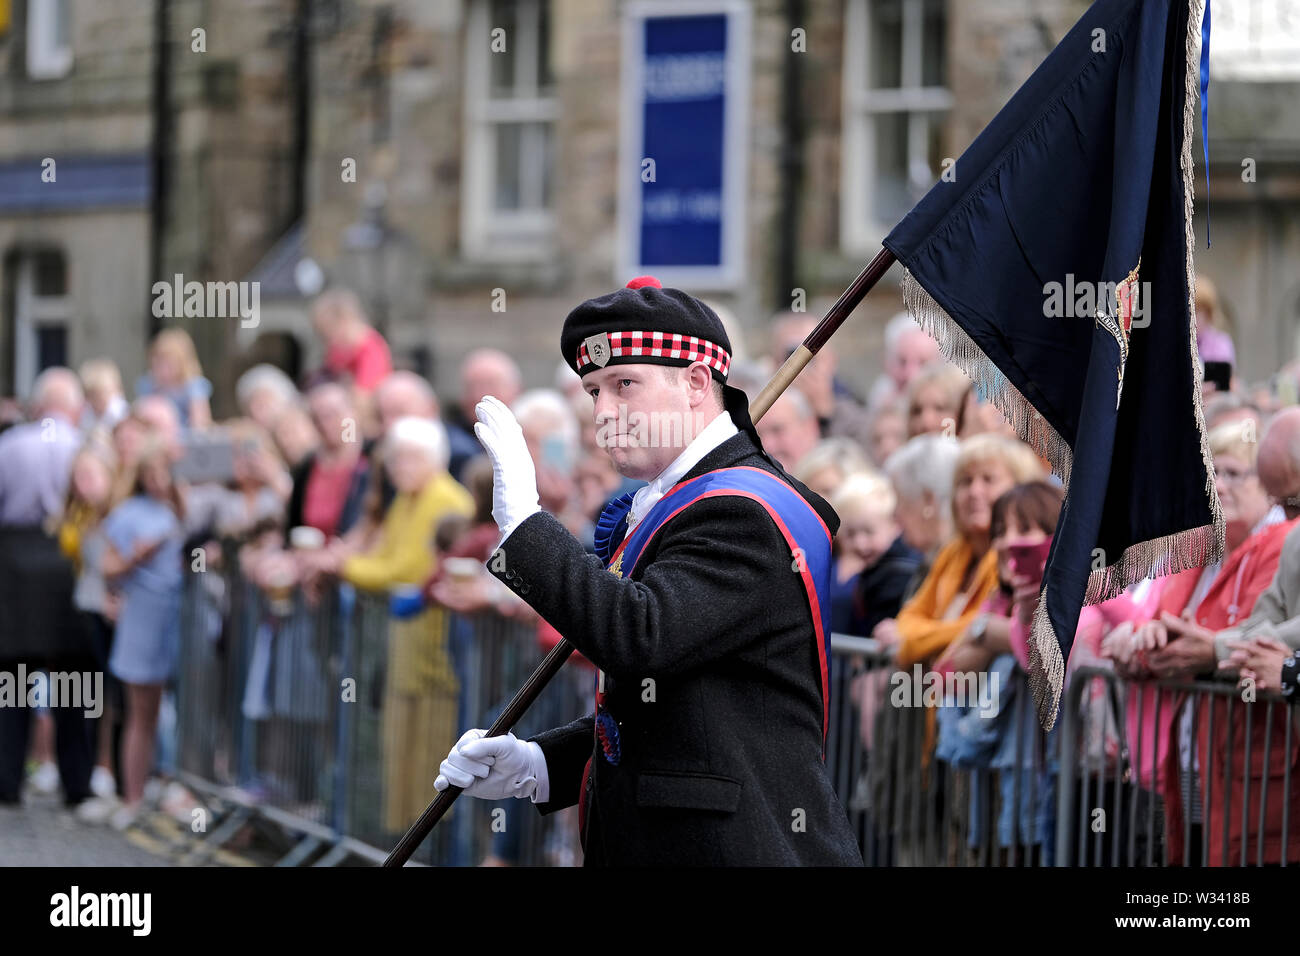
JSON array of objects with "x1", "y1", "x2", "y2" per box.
[{"x1": 593, "y1": 391, "x2": 620, "y2": 423}]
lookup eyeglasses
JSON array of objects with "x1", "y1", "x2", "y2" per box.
[{"x1": 1216, "y1": 466, "x2": 1257, "y2": 485}]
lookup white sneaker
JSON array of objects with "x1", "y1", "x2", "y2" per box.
[
  {"x1": 90, "y1": 766, "x2": 116, "y2": 798},
  {"x1": 28, "y1": 762, "x2": 59, "y2": 795},
  {"x1": 109, "y1": 804, "x2": 140, "y2": 831},
  {"x1": 160, "y1": 782, "x2": 195, "y2": 821},
  {"x1": 75, "y1": 795, "x2": 121, "y2": 825},
  {"x1": 161, "y1": 781, "x2": 189, "y2": 805},
  {"x1": 142, "y1": 778, "x2": 163, "y2": 805}
]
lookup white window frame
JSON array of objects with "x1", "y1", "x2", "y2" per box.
[
  {"x1": 841, "y1": 0, "x2": 951, "y2": 255},
  {"x1": 461, "y1": 0, "x2": 558, "y2": 261},
  {"x1": 26, "y1": 0, "x2": 73, "y2": 81},
  {"x1": 617, "y1": 0, "x2": 750, "y2": 290},
  {"x1": 1208, "y1": 0, "x2": 1300, "y2": 81},
  {"x1": 14, "y1": 253, "x2": 70, "y2": 399}
]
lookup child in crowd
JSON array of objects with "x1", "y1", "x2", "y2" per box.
[
  {"x1": 99, "y1": 441, "x2": 186, "y2": 829},
  {"x1": 79, "y1": 358, "x2": 130, "y2": 435},
  {"x1": 836, "y1": 471, "x2": 925, "y2": 763},
  {"x1": 135, "y1": 328, "x2": 213, "y2": 431},
  {"x1": 55, "y1": 440, "x2": 126, "y2": 820},
  {"x1": 830, "y1": 471, "x2": 923, "y2": 643}
]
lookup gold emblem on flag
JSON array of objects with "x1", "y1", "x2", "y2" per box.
[
  {"x1": 1095, "y1": 260, "x2": 1141, "y2": 411},
  {"x1": 609, "y1": 552, "x2": 623, "y2": 578}
]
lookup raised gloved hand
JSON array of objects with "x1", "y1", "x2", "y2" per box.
[
  {"x1": 435, "y1": 728, "x2": 548, "y2": 801},
  {"x1": 474, "y1": 396, "x2": 540, "y2": 541}
]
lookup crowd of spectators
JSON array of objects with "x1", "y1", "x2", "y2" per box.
[{"x1": 4, "y1": 274, "x2": 1299, "y2": 865}]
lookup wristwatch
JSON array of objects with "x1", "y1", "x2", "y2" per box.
[
  {"x1": 1282, "y1": 654, "x2": 1298, "y2": 700},
  {"x1": 969, "y1": 613, "x2": 989, "y2": 646}
]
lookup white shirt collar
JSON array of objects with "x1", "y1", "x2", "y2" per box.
[
  {"x1": 1256, "y1": 503, "x2": 1287, "y2": 535},
  {"x1": 1187, "y1": 505, "x2": 1289, "y2": 612},
  {"x1": 626, "y1": 411, "x2": 739, "y2": 529}
]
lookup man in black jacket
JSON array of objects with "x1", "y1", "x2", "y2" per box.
[{"x1": 435, "y1": 278, "x2": 862, "y2": 866}]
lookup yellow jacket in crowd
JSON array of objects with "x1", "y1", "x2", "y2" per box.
[{"x1": 342, "y1": 471, "x2": 474, "y2": 591}]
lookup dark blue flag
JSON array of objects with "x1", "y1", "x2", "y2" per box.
[{"x1": 883, "y1": 0, "x2": 1221, "y2": 730}]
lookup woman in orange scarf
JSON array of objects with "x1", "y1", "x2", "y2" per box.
[
  {"x1": 874, "y1": 433, "x2": 1045, "y2": 666},
  {"x1": 870, "y1": 433, "x2": 1044, "y2": 861}
]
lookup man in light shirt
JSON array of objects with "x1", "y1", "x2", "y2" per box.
[{"x1": 0, "y1": 368, "x2": 95, "y2": 807}]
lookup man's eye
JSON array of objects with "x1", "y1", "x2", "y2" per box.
[{"x1": 620, "y1": 379, "x2": 632, "y2": 388}]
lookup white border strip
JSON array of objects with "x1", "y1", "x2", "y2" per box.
[{"x1": 618, "y1": 0, "x2": 751, "y2": 289}]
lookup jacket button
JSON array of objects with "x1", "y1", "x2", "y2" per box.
[{"x1": 585, "y1": 774, "x2": 593, "y2": 791}]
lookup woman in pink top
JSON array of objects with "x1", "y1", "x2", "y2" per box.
[{"x1": 1091, "y1": 576, "x2": 1183, "y2": 793}]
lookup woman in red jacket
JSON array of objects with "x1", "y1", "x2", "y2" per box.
[{"x1": 1145, "y1": 423, "x2": 1299, "y2": 865}]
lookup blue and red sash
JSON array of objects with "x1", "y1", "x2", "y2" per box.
[{"x1": 578, "y1": 466, "x2": 833, "y2": 836}]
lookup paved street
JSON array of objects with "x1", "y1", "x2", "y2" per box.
[{"x1": 0, "y1": 790, "x2": 175, "y2": 866}]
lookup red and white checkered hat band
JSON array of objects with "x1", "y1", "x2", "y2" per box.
[{"x1": 576, "y1": 330, "x2": 732, "y2": 377}]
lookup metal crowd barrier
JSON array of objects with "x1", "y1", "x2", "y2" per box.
[
  {"x1": 175, "y1": 562, "x2": 1300, "y2": 866},
  {"x1": 1056, "y1": 666, "x2": 1299, "y2": 867},
  {"x1": 827, "y1": 635, "x2": 1058, "y2": 866},
  {"x1": 826, "y1": 639, "x2": 1300, "y2": 867},
  {"x1": 175, "y1": 553, "x2": 587, "y2": 866}
]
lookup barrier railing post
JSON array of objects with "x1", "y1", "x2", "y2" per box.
[
  {"x1": 1054, "y1": 664, "x2": 1081, "y2": 867},
  {"x1": 177, "y1": 576, "x2": 1300, "y2": 868}
]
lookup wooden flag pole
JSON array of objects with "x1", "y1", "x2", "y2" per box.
[
  {"x1": 383, "y1": 246, "x2": 898, "y2": 867},
  {"x1": 749, "y1": 248, "x2": 898, "y2": 420}
]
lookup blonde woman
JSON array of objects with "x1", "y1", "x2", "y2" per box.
[
  {"x1": 906, "y1": 362, "x2": 970, "y2": 438},
  {"x1": 874, "y1": 433, "x2": 1045, "y2": 667},
  {"x1": 135, "y1": 328, "x2": 212, "y2": 431}
]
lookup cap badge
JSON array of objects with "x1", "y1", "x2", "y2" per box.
[{"x1": 584, "y1": 332, "x2": 611, "y2": 368}]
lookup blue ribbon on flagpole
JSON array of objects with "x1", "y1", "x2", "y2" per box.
[{"x1": 1200, "y1": 0, "x2": 1211, "y2": 246}]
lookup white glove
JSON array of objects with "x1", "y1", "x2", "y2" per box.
[
  {"x1": 435, "y1": 728, "x2": 550, "y2": 802},
  {"x1": 474, "y1": 396, "x2": 540, "y2": 542}
]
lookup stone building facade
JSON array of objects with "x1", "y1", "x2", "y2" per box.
[
  {"x1": 292, "y1": 0, "x2": 1103, "y2": 394},
  {"x1": 1, "y1": 0, "x2": 1296, "y2": 410},
  {"x1": 0, "y1": 0, "x2": 301, "y2": 409}
]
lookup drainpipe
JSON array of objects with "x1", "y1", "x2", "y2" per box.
[
  {"x1": 774, "y1": 0, "x2": 807, "y2": 311},
  {"x1": 147, "y1": 0, "x2": 171, "y2": 340}
]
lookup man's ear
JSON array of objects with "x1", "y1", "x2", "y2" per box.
[{"x1": 685, "y1": 362, "x2": 714, "y2": 405}]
